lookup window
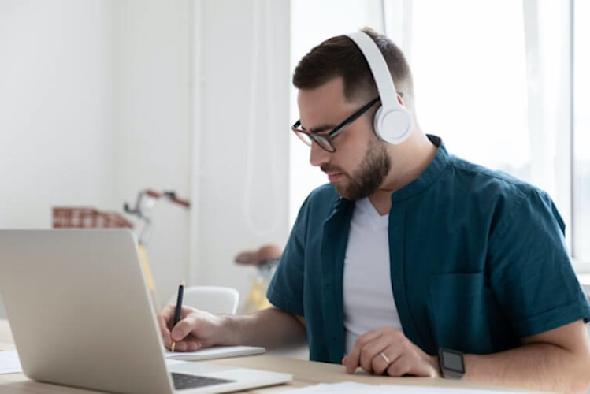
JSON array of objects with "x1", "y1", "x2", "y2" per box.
[
  {"x1": 574, "y1": 0, "x2": 589, "y2": 265},
  {"x1": 289, "y1": 0, "x2": 588, "y2": 271},
  {"x1": 407, "y1": 0, "x2": 575, "y2": 263},
  {"x1": 409, "y1": 1, "x2": 529, "y2": 181}
]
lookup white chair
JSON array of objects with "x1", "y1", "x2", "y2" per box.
[{"x1": 169, "y1": 286, "x2": 240, "y2": 315}]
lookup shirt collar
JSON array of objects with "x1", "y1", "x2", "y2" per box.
[
  {"x1": 390, "y1": 134, "x2": 449, "y2": 202},
  {"x1": 326, "y1": 134, "x2": 450, "y2": 219}
]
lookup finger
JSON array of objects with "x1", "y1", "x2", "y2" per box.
[
  {"x1": 386, "y1": 353, "x2": 413, "y2": 377},
  {"x1": 343, "y1": 348, "x2": 361, "y2": 374},
  {"x1": 387, "y1": 352, "x2": 435, "y2": 377},
  {"x1": 160, "y1": 304, "x2": 176, "y2": 324},
  {"x1": 171, "y1": 315, "x2": 199, "y2": 342},
  {"x1": 162, "y1": 305, "x2": 199, "y2": 332},
  {"x1": 344, "y1": 330, "x2": 384, "y2": 374},
  {"x1": 406, "y1": 356, "x2": 437, "y2": 377},
  {"x1": 356, "y1": 329, "x2": 386, "y2": 346},
  {"x1": 158, "y1": 313, "x2": 170, "y2": 337},
  {"x1": 157, "y1": 311, "x2": 167, "y2": 330},
  {"x1": 359, "y1": 335, "x2": 394, "y2": 373},
  {"x1": 172, "y1": 339, "x2": 188, "y2": 352},
  {"x1": 186, "y1": 338, "x2": 204, "y2": 351},
  {"x1": 180, "y1": 305, "x2": 198, "y2": 317},
  {"x1": 160, "y1": 326, "x2": 172, "y2": 348},
  {"x1": 372, "y1": 344, "x2": 403, "y2": 375},
  {"x1": 157, "y1": 311, "x2": 174, "y2": 346},
  {"x1": 173, "y1": 338, "x2": 201, "y2": 352},
  {"x1": 341, "y1": 355, "x2": 349, "y2": 366}
]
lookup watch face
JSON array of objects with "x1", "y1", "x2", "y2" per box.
[{"x1": 440, "y1": 348, "x2": 465, "y2": 374}]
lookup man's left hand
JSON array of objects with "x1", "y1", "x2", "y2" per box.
[{"x1": 342, "y1": 327, "x2": 439, "y2": 377}]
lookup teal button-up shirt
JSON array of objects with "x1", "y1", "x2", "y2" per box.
[{"x1": 267, "y1": 135, "x2": 590, "y2": 363}]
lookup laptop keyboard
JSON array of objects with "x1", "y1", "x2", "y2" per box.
[{"x1": 172, "y1": 372, "x2": 233, "y2": 390}]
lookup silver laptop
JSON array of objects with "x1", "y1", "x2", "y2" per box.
[{"x1": 0, "y1": 230, "x2": 291, "y2": 393}]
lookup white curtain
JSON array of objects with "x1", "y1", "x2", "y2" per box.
[
  {"x1": 384, "y1": 0, "x2": 573, "y2": 251},
  {"x1": 382, "y1": 0, "x2": 413, "y2": 58},
  {"x1": 522, "y1": 0, "x2": 573, "y2": 249},
  {"x1": 189, "y1": 0, "x2": 291, "y2": 302}
]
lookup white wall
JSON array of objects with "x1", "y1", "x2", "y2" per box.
[
  {"x1": 190, "y1": 0, "x2": 291, "y2": 303},
  {"x1": 107, "y1": 0, "x2": 292, "y2": 306},
  {"x1": 0, "y1": 0, "x2": 291, "y2": 313},
  {"x1": 0, "y1": 0, "x2": 115, "y2": 227},
  {"x1": 0, "y1": 0, "x2": 193, "y2": 311},
  {"x1": 110, "y1": 0, "x2": 193, "y2": 307},
  {"x1": 0, "y1": 0, "x2": 116, "y2": 317}
]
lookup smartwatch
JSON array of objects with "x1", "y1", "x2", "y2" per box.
[{"x1": 438, "y1": 348, "x2": 465, "y2": 379}]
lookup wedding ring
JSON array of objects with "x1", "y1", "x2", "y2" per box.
[{"x1": 380, "y1": 351, "x2": 391, "y2": 364}]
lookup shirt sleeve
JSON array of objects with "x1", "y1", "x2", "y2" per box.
[
  {"x1": 266, "y1": 197, "x2": 309, "y2": 317},
  {"x1": 488, "y1": 187, "x2": 590, "y2": 338}
]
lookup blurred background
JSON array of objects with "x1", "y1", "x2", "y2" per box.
[{"x1": 0, "y1": 0, "x2": 588, "y2": 316}]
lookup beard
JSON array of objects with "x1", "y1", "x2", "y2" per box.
[{"x1": 323, "y1": 138, "x2": 391, "y2": 200}]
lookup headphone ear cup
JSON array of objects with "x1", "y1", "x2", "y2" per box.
[{"x1": 380, "y1": 108, "x2": 412, "y2": 144}]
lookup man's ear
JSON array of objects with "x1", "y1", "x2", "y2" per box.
[{"x1": 397, "y1": 93, "x2": 406, "y2": 107}]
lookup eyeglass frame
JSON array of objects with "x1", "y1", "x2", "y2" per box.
[{"x1": 291, "y1": 96, "x2": 381, "y2": 153}]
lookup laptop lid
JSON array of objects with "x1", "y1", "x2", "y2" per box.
[{"x1": 0, "y1": 230, "x2": 175, "y2": 394}]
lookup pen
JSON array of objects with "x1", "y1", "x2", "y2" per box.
[{"x1": 170, "y1": 282, "x2": 184, "y2": 352}]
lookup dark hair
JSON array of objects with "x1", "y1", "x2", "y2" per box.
[{"x1": 292, "y1": 27, "x2": 414, "y2": 110}]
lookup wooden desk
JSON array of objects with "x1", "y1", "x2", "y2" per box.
[{"x1": 0, "y1": 320, "x2": 529, "y2": 393}]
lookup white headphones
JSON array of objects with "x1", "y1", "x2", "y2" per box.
[{"x1": 346, "y1": 31, "x2": 412, "y2": 144}]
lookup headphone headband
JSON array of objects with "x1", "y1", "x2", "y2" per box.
[
  {"x1": 346, "y1": 32, "x2": 400, "y2": 112},
  {"x1": 346, "y1": 31, "x2": 412, "y2": 144}
]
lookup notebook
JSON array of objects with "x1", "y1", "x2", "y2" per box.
[{"x1": 165, "y1": 345, "x2": 265, "y2": 361}]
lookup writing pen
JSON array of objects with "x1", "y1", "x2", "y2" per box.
[{"x1": 170, "y1": 282, "x2": 184, "y2": 352}]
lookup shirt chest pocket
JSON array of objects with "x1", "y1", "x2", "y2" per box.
[{"x1": 428, "y1": 272, "x2": 494, "y2": 354}]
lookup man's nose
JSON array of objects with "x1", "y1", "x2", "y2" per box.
[{"x1": 309, "y1": 141, "x2": 330, "y2": 167}]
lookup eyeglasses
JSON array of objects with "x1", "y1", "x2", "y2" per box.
[{"x1": 291, "y1": 97, "x2": 380, "y2": 153}]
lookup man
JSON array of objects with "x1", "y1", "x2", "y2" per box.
[{"x1": 159, "y1": 28, "x2": 590, "y2": 392}]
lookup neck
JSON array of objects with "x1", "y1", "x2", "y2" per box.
[{"x1": 368, "y1": 130, "x2": 436, "y2": 215}]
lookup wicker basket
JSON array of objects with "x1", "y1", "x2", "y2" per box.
[{"x1": 52, "y1": 207, "x2": 133, "y2": 229}]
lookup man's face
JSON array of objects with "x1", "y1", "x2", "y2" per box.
[{"x1": 297, "y1": 77, "x2": 391, "y2": 200}]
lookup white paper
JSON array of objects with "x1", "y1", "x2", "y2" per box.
[
  {"x1": 284, "y1": 381, "x2": 529, "y2": 393},
  {"x1": 164, "y1": 358, "x2": 186, "y2": 367},
  {"x1": 0, "y1": 350, "x2": 22, "y2": 374},
  {"x1": 165, "y1": 345, "x2": 265, "y2": 361}
]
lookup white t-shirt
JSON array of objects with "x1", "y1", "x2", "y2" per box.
[{"x1": 343, "y1": 198, "x2": 402, "y2": 354}]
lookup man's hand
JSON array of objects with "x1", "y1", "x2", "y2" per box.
[
  {"x1": 158, "y1": 304, "x2": 228, "y2": 352},
  {"x1": 342, "y1": 327, "x2": 438, "y2": 377}
]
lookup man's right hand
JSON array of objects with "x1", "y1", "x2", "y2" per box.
[{"x1": 158, "y1": 304, "x2": 229, "y2": 352}]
